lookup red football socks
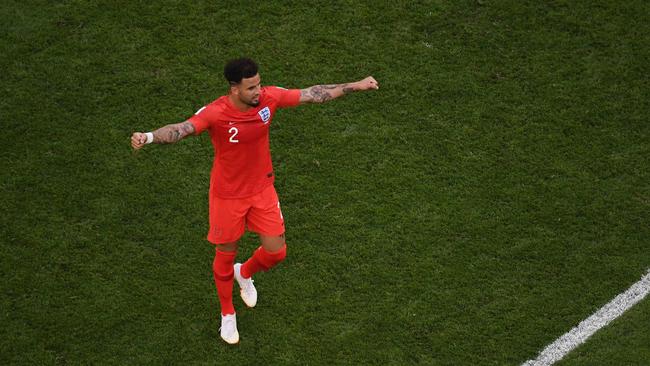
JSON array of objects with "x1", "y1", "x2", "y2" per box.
[
  {"x1": 241, "y1": 244, "x2": 287, "y2": 279},
  {"x1": 213, "y1": 249, "x2": 237, "y2": 315}
]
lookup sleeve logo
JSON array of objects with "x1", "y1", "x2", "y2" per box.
[{"x1": 258, "y1": 106, "x2": 271, "y2": 124}]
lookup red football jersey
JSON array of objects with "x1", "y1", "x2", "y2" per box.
[{"x1": 189, "y1": 86, "x2": 301, "y2": 198}]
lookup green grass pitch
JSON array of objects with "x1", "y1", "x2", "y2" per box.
[{"x1": 1, "y1": 1, "x2": 648, "y2": 364}]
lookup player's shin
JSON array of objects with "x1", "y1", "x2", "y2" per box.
[
  {"x1": 213, "y1": 249, "x2": 237, "y2": 315},
  {"x1": 240, "y1": 244, "x2": 287, "y2": 279}
]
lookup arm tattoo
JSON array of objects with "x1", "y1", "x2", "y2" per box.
[
  {"x1": 307, "y1": 85, "x2": 333, "y2": 103},
  {"x1": 153, "y1": 121, "x2": 195, "y2": 144},
  {"x1": 168, "y1": 129, "x2": 181, "y2": 141},
  {"x1": 301, "y1": 83, "x2": 353, "y2": 103},
  {"x1": 180, "y1": 121, "x2": 195, "y2": 135}
]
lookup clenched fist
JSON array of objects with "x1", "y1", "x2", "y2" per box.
[
  {"x1": 355, "y1": 76, "x2": 379, "y2": 91},
  {"x1": 131, "y1": 132, "x2": 149, "y2": 150}
]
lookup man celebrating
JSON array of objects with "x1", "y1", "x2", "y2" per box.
[{"x1": 131, "y1": 58, "x2": 378, "y2": 344}]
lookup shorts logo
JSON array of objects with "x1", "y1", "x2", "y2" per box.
[{"x1": 258, "y1": 107, "x2": 271, "y2": 124}]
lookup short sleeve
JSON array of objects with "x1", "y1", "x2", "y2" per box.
[
  {"x1": 188, "y1": 106, "x2": 210, "y2": 135},
  {"x1": 267, "y1": 86, "x2": 301, "y2": 108}
]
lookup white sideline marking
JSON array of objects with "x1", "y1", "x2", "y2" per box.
[{"x1": 523, "y1": 269, "x2": 650, "y2": 366}]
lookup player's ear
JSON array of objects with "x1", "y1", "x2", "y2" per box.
[{"x1": 229, "y1": 83, "x2": 238, "y2": 96}]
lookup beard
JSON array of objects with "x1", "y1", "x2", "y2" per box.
[{"x1": 244, "y1": 95, "x2": 260, "y2": 107}]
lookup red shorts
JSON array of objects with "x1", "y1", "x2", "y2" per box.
[{"x1": 207, "y1": 184, "x2": 285, "y2": 244}]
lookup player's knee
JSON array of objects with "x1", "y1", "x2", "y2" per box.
[
  {"x1": 269, "y1": 244, "x2": 287, "y2": 265},
  {"x1": 261, "y1": 243, "x2": 286, "y2": 268},
  {"x1": 217, "y1": 241, "x2": 239, "y2": 252},
  {"x1": 273, "y1": 244, "x2": 287, "y2": 263}
]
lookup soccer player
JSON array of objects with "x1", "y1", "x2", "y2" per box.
[{"x1": 131, "y1": 58, "x2": 379, "y2": 344}]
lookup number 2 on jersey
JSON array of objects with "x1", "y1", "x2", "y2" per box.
[{"x1": 228, "y1": 127, "x2": 239, "y2": 143}]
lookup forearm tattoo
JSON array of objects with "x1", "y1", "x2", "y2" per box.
[
  {"x1": 301, "y1": 83, "x2": 354, "y2": 103},
  {"x1": 154, "y1": 121, "x2": 195, "y2": 144}
]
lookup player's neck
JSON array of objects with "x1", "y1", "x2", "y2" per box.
[{"x1": 228, "y1": 94, "x2": 253, "y2": 112}]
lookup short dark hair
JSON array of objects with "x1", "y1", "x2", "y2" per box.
[{"x1": 224, "y1": 58, "x2": 258, "y2": 85}]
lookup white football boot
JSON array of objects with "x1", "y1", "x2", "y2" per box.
[
  {"x1": 220, "y1": 313, "x2": 239, "y2": 344},
  {"x1": 234, "y1": 263, "x2": 257, "y2": 308}
]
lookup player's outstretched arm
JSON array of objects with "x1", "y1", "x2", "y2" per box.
[
  {"x1": 131, "y1": 121, "x2": 195, "y2": 150},
  {"x1": 299, "y1": 76, "x2": 379, "y2": 104}
]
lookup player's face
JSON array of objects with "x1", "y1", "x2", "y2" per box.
[{"x1": 235, "y1": 74, "x2": 262, "y2": 107}]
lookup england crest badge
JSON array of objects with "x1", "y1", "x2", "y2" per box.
[{"x1": 258, "y1": 107, "x2": 271, "y2": 124}]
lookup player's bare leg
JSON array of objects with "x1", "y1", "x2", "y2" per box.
[
  {"x1": 218, "y1": 242, "x2": 238, "y2": 252},
  {"x1": 214, "y1": 241, "x2": 240, "y2": 344},
  {"x1": 259, "y1": 234, "x2": 285, "y2": 252},
  {"x1": 235, "y1": 234, "x2": 287, "y2": 308}
]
